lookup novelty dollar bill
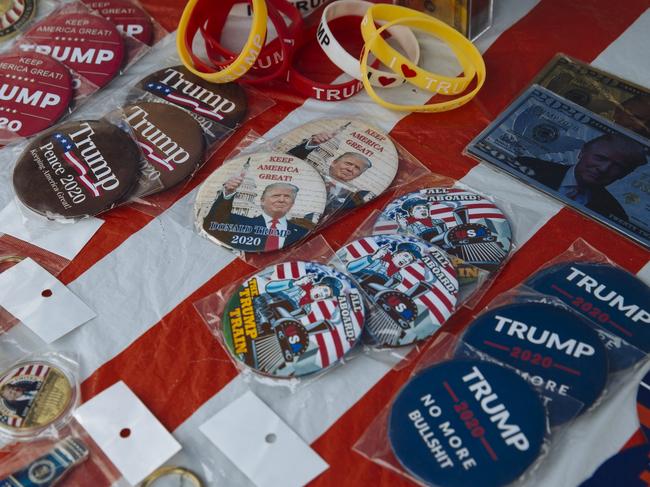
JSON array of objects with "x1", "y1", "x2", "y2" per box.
[
  {"x1": 534, "y1": 54, "x2": 650, "y2": 140},
  {"x1": 466, "y1": 84, "x2": 650, "y2": 249}
]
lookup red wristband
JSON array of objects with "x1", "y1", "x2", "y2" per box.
[
  {"x1": 202, "y1": 0, "x2": 303, "y2": 84},
  {"x1": 286, "y1": 21, "x2": 364, "y2": 101}
]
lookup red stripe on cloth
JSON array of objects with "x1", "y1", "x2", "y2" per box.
[{"x1": 290, "y1": 262, "x2": 300, "y2": 278}]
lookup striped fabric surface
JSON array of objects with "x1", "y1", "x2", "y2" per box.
[{"x1": 3, "y1": 0, "x2": 650, "y2": 485}]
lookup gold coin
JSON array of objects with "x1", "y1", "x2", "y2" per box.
[
  {"x1": 0, "y1": 0, "x2": 36, "y2": 41},
  {"x1": 0, "y1": 361, "x2": 75, "y2": 436}
]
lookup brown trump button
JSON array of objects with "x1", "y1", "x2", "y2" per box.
[
  {"x1": 134, "y1": 65, "x2": 248, "y2": 145},
  {"x1": 114, "y1": 101, "x2": 205, "y2": 193},
  {"x1": 13, "y1": 119, "x2": 141, "y2": 219}
]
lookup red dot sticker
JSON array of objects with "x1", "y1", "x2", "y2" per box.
[
  {"x1": 17, "y1": 11, "x2": 125, "y2": 89},
  {"x1": 0, "y1": 52, "x2": 73, "y2": 140},
  {"x1": 83, "y1": 0, "x2": 154, "y2": 45}
]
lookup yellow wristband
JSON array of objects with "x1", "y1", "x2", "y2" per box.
[
  {"x1": 360, "y1": 16, "x2": 486, "y2": 112},
  {"x1": 361, "y1": 4, "x2": 481, "y2": 95},
  {"x1": 176, "y1": 0, "x2": 268, "y2": 83}
]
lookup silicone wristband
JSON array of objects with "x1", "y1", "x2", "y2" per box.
[
  {"x1": 360, "y1": 16, "x2": 486, "y2": 112},
  {"x1": 361, "y1": 4, "x2": 480, "y2": 95},
  {"x1": 202, "y1": 0, "x2": 302, "y2": 83},
  {"x1": 229, "y1": 0, "x2": 333, "y2": 18},
  {"x1": 177, "y1": 0, "x2": 268, "y2": 83},
  {"x1": 318, "y1": 0, "x2": 420, "y2": 88},
  {"x1": 287, "y1": 23, "x2": 364, "y2": 101}
]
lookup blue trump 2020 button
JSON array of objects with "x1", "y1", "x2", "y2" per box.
[
  {"x1": 526, "y1": 262, "x2": 650, "y2": 371},
  {"x1": 457, "y1": 302, "x2": 608, "y2": 425},
  {"x1": 388, "y1": 360, "x2": 546, "y2": 487}
]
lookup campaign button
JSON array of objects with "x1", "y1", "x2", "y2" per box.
[
  {"x1": 580, "y1": 444, "x2": 650, "y2": 487},
  {"x1": 222, "y1": 261, "x2": 365, "y2": 378},
  {"x1": 0, "y1": 360, "x2": 75, "y2": 438},
  {"x1": 389, "y1": 359, "x2": 546, "y2": 487},
  {"x1": 112, "y1": 101, "x2": 205, "y2": 193},
  {"x1": 13, "y1": 119, "x2": 142, "y2": 219},
  {"x1": 134, "y1": 65, "x2": 248, "y2": 145},
  {"x1": 272, "y1": 119, "x2": 399, "y2": 215},
  {"x1": 526, "y1": 262, "x2": 650, "y2": 371},
  {"x1": 194, "y1": 152, "x2": 327, "y2": 253},
  {"x1": 0, "y1": 52, "x2": 73, "y2": 141},
  {"x1": 83, "y1": 0, "x2": 154, "y2": 45},
  {"x1": 335, "y1": 234, "x2": 459, "y2": 347},
  {"x1": 377, "y1": 187, "x2": 513, "y2": 272},
  {"x1": 0, "y1": 0, "x2": 35, "y2": 40},
  {"x1": 18, "y1": 11, "x2": 125, "y2": 89},
  {"x1": 458, "y1": 302, "x2": 608, "y2": 425}
]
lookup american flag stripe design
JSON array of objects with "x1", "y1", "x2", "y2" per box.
[
  {"x1": 166, "y1": 93, "x2": 225, "y2": 121},
  {"x1": 64, "y1": 152, "x2": 101, "y2": 197},
  {"x1": 428, "y1": 201, "x2": 505, "y2": 224},
  {"x1": 395, "y1": 263, "x2": 427, "y2": 293},
  {"x1": 138, "y1": 141, "x2": 174, "y2": 171},
  {"x1": 0, "y1": 0, "x2": 24, "y2": 29},
  {"x1": 275, "y1": 261, "x2": 304, "y2": 279},
  {"x1": 345, "y1": 238, "x2": 379, "y2": 259},
  {"x1": 313, "y1": 327, "x2": 346, "y2": 368}
]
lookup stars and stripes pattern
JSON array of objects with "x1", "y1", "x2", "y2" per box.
[
  {"x1": 343, "y1": 237, "x2": 379, "y2": 259},
  {"x1": 53, "y1": 133, "x2": 100, "y2": 197},
  {"x1": 137, "y1": 140, "x2": 174, "y2": 171},
  {"x1": 145, "y1": 82, "x2": 225, "y2": 121},
  {"x1": 274, "y1": 261, "x2": 306, "y2": 280},
  {"x1": 3, "y1": 1, "x2": 650, "y2": 485},
  {"x1": 426, "y1": 199, "x2": 506, "y2": 227}
]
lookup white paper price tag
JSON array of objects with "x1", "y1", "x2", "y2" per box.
[
  {"x1": 0, "y1": 258, "x2": 96, "y2": 343},
  {"x1": 74, "y1": 381, "x2": 182, "y2": 486},
  {"x1": 200, "y1": 391, "x2": 329, "y2": 487}
]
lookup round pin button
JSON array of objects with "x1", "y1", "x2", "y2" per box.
[
  {"x1": 0, "y1": 0, "x2": 35, "y2": 40},
  {"x1": 377, "y1": 187, "x2": 513, "y2": 272},
  {"x1": 195, "y1": 152, "x2": 327, "y2": 253},
  {"x1": 579, "y1": 444, "x2": 650, "y2": 487},
  {"x1": 526, "y1": 262, "x2": 650, "y2": 371},
  {"x1": 222, "y1": 261, "x2": 365, "y2": 378},
  {"x1": 388, "y1": 360, "x2": 546, "y2": 487},
  {"x1": 113, "y1": 101, "x2": 205, "y2": 192},
  {"x1": 272, "y1": 119, "x2": 399, "y2": 214},
  {"x1": 457, "y1": 302, "x2": 608, "y2": 425},
  {"x1": 13, "y1": 119, "x2": 142, "y2": 219},
  {"x1": 335, "y1": 234, "x2": 459, "y2": 346},
  {"x1": 18, "y1": 11, "x2": 125, "y2": 89},
  {"x1": 0, "y1": 52, "x2": 73, "y2": 141},
  {"x1": 0, "y1": 360, "x2": 75, "y2": 438},
  {"x1": 134, "y1": 65, "x2": 248, "y2": 145},
  {"x1": 83, "y1": 0, "x2": 154, "y2": 45}
]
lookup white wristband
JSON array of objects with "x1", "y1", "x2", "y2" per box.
[{"x1": 317, "y1": 0, "x2": 421, "y2": 88}]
